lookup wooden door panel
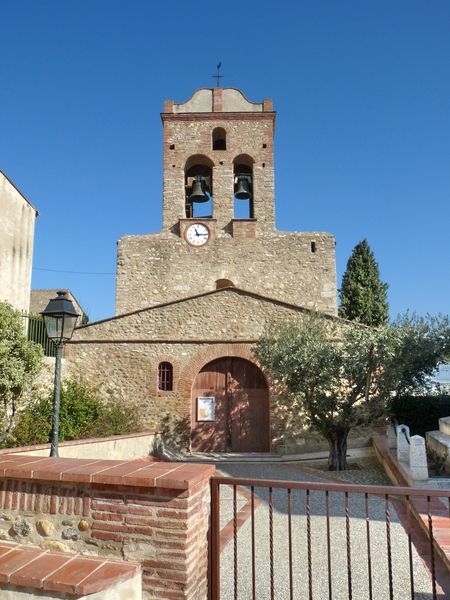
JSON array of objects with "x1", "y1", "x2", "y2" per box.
[
  {"x1": 229, "y1": 390, "x2": 266, "y2": 452},
  {"x1": 191, "y1": 357, "x2": 269, "y2": 453},
  {"x1": 191, "y1": 361, "x2": 227, "y2": 452},
  {"x1": 228, "y1": 359, "x2": 269, "y2": 452}
]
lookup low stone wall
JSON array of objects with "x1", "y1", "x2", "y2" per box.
[
  {"x1": 0, "y1": 432, "x2": 159, "y2": 461},
  {"x1": 0, "y1": 455, "x2": 214, "y2": 600},
  {"x1": 426, "y1": 417, "x2": 450, "y2": 474},
  {"x1": 426, "y1": 431, "x2": 450, "y2": 472},
  {"x1": 274, "y1": 424, "x2": 386, "y2": 455}
]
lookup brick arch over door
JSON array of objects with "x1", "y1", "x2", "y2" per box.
[
  {"x1": 178, "y1": 344, "x2": 255, "y2": 398},
  {"x1": 189, "y1": 353, "x2": 270, "y2": 453}
]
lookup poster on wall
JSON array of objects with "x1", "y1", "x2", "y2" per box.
[{"x1": 197, "y1": 397, "x2": 216, "y2": 421}]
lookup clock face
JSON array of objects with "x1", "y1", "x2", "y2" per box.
[{"x1": 185, "y1": 223, "x2": 210, "y2": 247}]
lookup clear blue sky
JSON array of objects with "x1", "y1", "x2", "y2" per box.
[{"x1": 1, "y1": 1, "x2": 449, "y2": 322}]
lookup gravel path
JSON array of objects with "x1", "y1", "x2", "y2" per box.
[{"x1": 216, "y1": 463, "x2": 440, "y2": 599}]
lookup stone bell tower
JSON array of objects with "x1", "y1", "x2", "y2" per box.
[
  {"x1": 161, "y1": 87, "x2": 275, "y2": 236},
  {"x1": 115, "y1": 87, "x2": 337, "y2": 316}
]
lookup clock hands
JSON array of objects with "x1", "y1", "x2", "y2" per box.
[{"x1": 194, "y1": 227, "x2": 207, "y2": 237}]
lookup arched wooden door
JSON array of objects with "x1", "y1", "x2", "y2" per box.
[{"x1": 191, "y1": 357, "x2": 270, "y2": 452}]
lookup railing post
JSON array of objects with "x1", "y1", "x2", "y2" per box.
[{"x1": 209, "y1": 478, "x2": 220, "y2": 600}]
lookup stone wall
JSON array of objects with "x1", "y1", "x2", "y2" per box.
[
  {"x1": 67, "y1": 289, "x2": 348, "y2": 452},
  {"x1": 116, "y1": 231, "x2": 336, "y2": 315},
  {"x1": 161, "y1": 112, "x2": 275, "y2": 232},
  {"x1": 82, "y1": 288, "x2": 334, "y2": 342},
  {"x1": 65, "y1": 338, "x2": 340, "y2": 455},
  {"x1": 1, "y1": 432, "x2": 158, "y2": 461},
  {"x1": 65, "y1": 341, "x2": 249, "y2": 439},
  {"x1": 0, "y1": 171, "x2": 37, "y2": 313}
]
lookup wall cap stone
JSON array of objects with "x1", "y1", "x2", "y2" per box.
[
  {"x1": 0, "y1": 431, "x2": 158, "y2": 456},
  {"x1": 0, "y1": 455, "x2": 215, "y2": 490},
  {"x1": 0, "y1": 540, "x2": 139, "y2": 595}
]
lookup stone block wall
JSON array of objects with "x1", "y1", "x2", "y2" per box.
[
  {"x1": 0, "y1": 455, "x2": 214, "y2": 600},
  {"x1": 116, "y1": 233, "x2": 336, "y2": 315},
  {"x1": 67, "y1": 290, "x2": 346, "y2": 452},
  {"x1": 66, "y1": 341, "x2": 254, "y2": 440},
  {"x1": 161, "y1": 113, "x2": 275, "y2": 232},
  {"x1": 1, "y1": 432, "x2": 158, "y2": 461}
]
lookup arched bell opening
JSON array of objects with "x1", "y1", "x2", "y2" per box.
[
  {"x1": 190, "y1": 356, "x2": 270, "y2": 452},
  {"x1": 184, "y1": 155, "x2": 214, "y2": 218},
  {"x1": 212, "y1": 127, "x2": 227, "y2": 151},
  {"x1": 233, "y1": 154, "x2": 254, "y2": 219}
]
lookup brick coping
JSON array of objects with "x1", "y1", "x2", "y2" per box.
[
  {"x1": 0, "y1": 455, "x2": 215, "y2": 489},
  {"x1": 0, "y1": 541, "x2": 139, "y2": 595},
  {"x1": 0, "y1": 430, "x2": 158, "y2": 455}
]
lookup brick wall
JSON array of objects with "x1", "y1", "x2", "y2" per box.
[{"x1": 0, "y1": 456, "x2": 214, "y2": 600}]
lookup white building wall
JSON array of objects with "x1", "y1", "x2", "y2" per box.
[{"x1": 0, "y1": 171, "x2": 37, "y2": 313}]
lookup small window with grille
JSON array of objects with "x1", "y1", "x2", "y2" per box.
[{"x1": 158, "y1": 362, "x2": 173, "y2": 391}]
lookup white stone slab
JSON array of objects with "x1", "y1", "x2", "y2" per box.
[
  {"x1": 396, "y1": 424, "x2": 410, "y2": 464},
  {"x1": 439, "y1": 416, "x2": 450, "y2": 436},
  {"x1": 409, "y1": 435, "x2": 429, "y2": 481}
]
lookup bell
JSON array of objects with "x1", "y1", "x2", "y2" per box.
[
  {"x1": 235, "y1": 176, "x2": 252, "y2": 200},
  {"x1": 188, "y1": 177, "x2": 208, "y2": 203}
]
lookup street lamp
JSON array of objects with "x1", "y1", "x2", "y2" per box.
[{"x1": 41, "y1": 291, "x2": 80, "y2": 457}]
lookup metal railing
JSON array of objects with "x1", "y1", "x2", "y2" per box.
[
  {"x1": 209, "y1": 476, "x2": 450, "y2": 600},
  {"x1": 22, "y1": 313, "x2": 56, "y2": 357}
]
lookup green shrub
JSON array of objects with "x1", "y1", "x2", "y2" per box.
[
  {"x1": 8, "y1": 379, "x2": 143, "y2": 447},
  {"x1": 390, "y1": 394, "x2": 450, "y2": 437},
  {"x1": 88, "y1": 397, "x2": 143, "y2": 438}
]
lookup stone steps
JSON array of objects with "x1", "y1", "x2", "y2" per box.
[
  {"x1": 426, "y1": 416, "x2": 450, "y2": 474},
  {"x1": 159, "y1": 445, "x2": 373, "y2": 464}
]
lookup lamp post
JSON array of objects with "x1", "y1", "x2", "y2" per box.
[{"x1": 41, "y1": 291, "x2": 80, "y2": 457}]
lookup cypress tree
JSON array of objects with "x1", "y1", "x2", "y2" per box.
[{"x1": 339, "y1": 239, "x2": 389, "y2": 326}]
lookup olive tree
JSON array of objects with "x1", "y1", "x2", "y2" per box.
[
  {"x1": 0, "y1": 302, "x2": 42, "y2": 444},
  {"x1": 254, "y1": 313, "x2": 450, "y2": 470}
]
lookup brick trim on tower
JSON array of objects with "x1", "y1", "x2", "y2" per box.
[
  {"x1": 161, "y1": 112, "x2": 276, "y2": 123},
  {"x1": 213, "y1": 88, "x2": 223, "y2": 112}
]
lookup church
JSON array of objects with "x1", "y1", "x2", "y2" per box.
[{"x1": 67, "y1": 87, "x2": 338, "y2": 454}]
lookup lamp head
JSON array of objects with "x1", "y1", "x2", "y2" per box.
[{"x1": 41, "y1": 291, "x2": 80, "y2": 344}]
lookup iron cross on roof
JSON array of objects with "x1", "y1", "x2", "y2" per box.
[{"x1": 212, "y1": 62, "x2": 223, "y2": 87}]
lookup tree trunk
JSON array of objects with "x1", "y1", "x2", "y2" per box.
[{"x1": 326, "y1": 428, "x2": 350, "y2": 470}]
